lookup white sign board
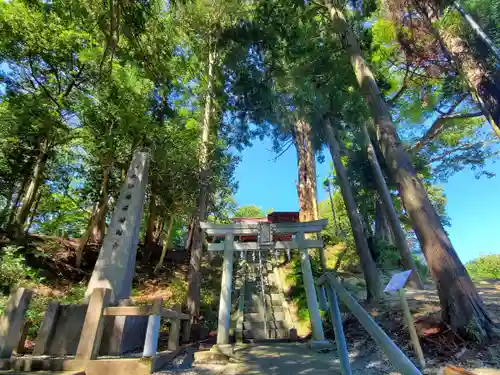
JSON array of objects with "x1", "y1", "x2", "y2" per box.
[{"x1": 384, "y1": 270, "x2": 413, "y2": 293}]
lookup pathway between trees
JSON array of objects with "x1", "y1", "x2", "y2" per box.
[{"x1": 155, "y1": 343, "x2": 400, "y2": 375}]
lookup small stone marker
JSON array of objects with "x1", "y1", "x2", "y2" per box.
[{"x1": 384, "y1": 270, "x2": 425, "y2": 369}]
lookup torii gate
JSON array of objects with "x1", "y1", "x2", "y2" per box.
[{"x1": 200, "y1": 219, "x2": 329, "y2": 348}]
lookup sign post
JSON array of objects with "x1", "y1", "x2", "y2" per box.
[{"x1": 384, "y1": 270, "x2": 425, "y2": 370}]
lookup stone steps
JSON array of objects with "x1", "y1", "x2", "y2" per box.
[
  {"x1": 243, "y1": 328, "x2": 289, "y2": 340},
  {"x1": 233, "y1": 262, "x2": 291, "y2": 342},
  {"x1": 243, "y1": 320, "x2": 288, "y2": 330}
]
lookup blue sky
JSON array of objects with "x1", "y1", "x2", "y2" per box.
[{"x1": 233, "y1": 137, "x2": 500, "y2": 264}]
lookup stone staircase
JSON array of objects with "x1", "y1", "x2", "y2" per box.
[{"x1": 241, "y1": 261, "x2": 290, "y2": 341}]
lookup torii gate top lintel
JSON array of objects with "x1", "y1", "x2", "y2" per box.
[
  {"x1": 200, "y1": 219, "x2": 327, "y2": 235},
  {"x1": 200, "y1": 219, "x2": 328, "y2": 251}
]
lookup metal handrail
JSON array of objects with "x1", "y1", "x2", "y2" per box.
[{"x1": 316, "y1": 272, "x2": 422, "y2": 375}]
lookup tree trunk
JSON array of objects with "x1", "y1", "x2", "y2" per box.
[
  {"x1": 12, "y1": 138, "x2": 48, "y2": 236},
  {"x1": 154, "y1": 216, "x2": 174, "y2": 274},
  {"x1": 145, "y1": 193, "x2": 158, "y2": 248},
  {"x1": 185, "y1": 217, "x2": 195, "y2": 251},
  {"x1": 292, "y1": 119, "x2": 325, "y2": 270},
  {"x1": 292, "y1": 119, "x2": 319, "y2": 222},
  {"x1": 452, "y1": 1, "x2": 500, "y2": 62},
  {"x1": 374, "y1": 198, "x2": 394, "y2": 244},
  {"x1": 324, "y1": 120, "x2": 381, "y2": 302},
  {"x1": 324, "y1": 0, "x2": 495, "y2": 339},
  {"x1": 0, "y1": 183, "x2": 16, "y2": 227},
  {"x1": 24, "y1": 187, "x2": 43, "y2": 235},
  {"x1": 436, "y1": 13, "x2": 500, "y2": 138},
  {"x1": 187, "y1": 46, "x2": 216, "y2": 335},
  {"x1": 361, "y1": 123, "x2": 424, "y2": 288},
  {"x1": 75, "y1": 166, "x2": 110, "y2": 268},
  {"x1": 8, "y1": 174, "x2": 29, "y2": 227}
]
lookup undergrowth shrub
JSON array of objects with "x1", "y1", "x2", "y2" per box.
[
  {"x1": 466, "y1": 254, "x2": 500, "y2": 280},
  {"x1": 0, "y1": 246, "x2": 40, "y2": 291},
  {"x1": 375, "y1": 240, "x2": 428, "y2": 280}
]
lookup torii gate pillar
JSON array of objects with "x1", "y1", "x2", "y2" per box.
[
  {"x1": 216, "y1": 234, "x2": 235, "y2": 345},
  {"x1": 297, "y1": 232, "x2": 325, "y2": 342}
]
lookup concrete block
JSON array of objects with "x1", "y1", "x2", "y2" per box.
[
  {"x1": 0, "y1": 287, "x2": 33, "y2": 358},
  {"x1": 76, "y1": 288, "x2": 111, "y2": 361},
  {"x1": 167, "y1": 304, "x2": 181, "y2": 351},
  {"x1": 33, "y1": 301, "x2": 60, "y2": 355}
]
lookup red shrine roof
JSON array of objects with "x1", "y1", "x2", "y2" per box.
[
  {"x1": 231, "y1": 211, "x2": 299, "y2": 224},
  {"x1": 230, "y1": 212, "x2": 299, "y2": 242}
]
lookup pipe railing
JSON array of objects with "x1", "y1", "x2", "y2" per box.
[{"x1": 316, "y1": 272, "x2": 422, "y2": 375}]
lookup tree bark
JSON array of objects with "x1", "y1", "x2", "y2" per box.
[
  {"x1": 184, "y1": 217, "x2": 195, "y2": 251},
  {"x1": 186, "y1": 46, "x2": 216, "y2": 335},
  {"x1": 324, "y1": 120, "x2": 381, "y2": 302},
  {"x1": 292, "y1": 119, "x2": 319, "y2": 222},
  {"x1": 154, "y1": 216, "x2": 174, "y2": 274},
  {"x1": 324, "y1": 0, "x2": 495, "y2": 339},
  {"x1": 75, "y1": 166, "x2": 110, "y2": 267},
  {"x1": 360, "y1": 123, "x2": 424, "y2": 288},
  {"x1": 292, "y1": 119, "x2": 325, "y2": 269},
  {"x1": 24, "y1": 187, "x2": 43, "y2": 235},
  {"x1": 145, "y1": 193, "x2": 158, "y2": 247},
  {"x1": 452, "y1": 1, "x2": 500, "y2": 62},
  {"x1": 436, "y1": 15, "x2": 500, "y2": 138},
  {"x1": 374, "y1": 197, "x2": 394, "y2": 244},
  {"x1": 0, "y1": 183, "x2": 16, "y2": 227},
  {"x1": 12, "y1": 138, "x2": 49, "y2": 236},
  {"x1": 415, "y1": 1, "x2": 500, "y2": 137}
]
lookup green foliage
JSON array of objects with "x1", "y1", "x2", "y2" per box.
[
  {"x1": 466, "y1": 254, "x2": 500, "y2": 280},
  {"x1": 233, "y1": 204, "x2": 266, "y2": 218},
  {"x1": 375, "y1": 240, "x2": 401, "y2": 269},
  {"x1": 285, "y1": 252, "x2": 323, "y2": 322},
  {"x1": 0, "y1": 246, "x2": 40, "y2": 291}
]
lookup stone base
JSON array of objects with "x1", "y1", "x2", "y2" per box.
[
  {"x1": 193, "y1": 350, "x2": 229, "y2": 364},
  {"x1": 307, "y1": 340, "x2": 333, "y2": 350},
  {"x1": 211, "y1": 344, "x2": 234, "y2": 356},
  {"x1": 0, "y1": 349, "x2": 182, "y2": 374}
]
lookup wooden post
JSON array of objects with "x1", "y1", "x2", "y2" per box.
[
  {"x1": 33, "y1": 301, "x2": 60, "y2": 355},
  {"x1": 0, "y1": 287, "x2": 33, "y2": 359},
  {"x1": 76, "y1": 288, "x2": 111, "y2": 361},
  {"x1": 399, "y1": 288, "x2": 425, "y2": 369},
  {"x1": 143, "y1": 297, "x2": 163, "y2": 357},
  {"x1": 167, "y1": 304, "x2": 181, "y2": 351}
]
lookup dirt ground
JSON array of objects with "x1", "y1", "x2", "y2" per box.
[{"x1": 336, "y1": 279, "x2": 500, "y2": 373}]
